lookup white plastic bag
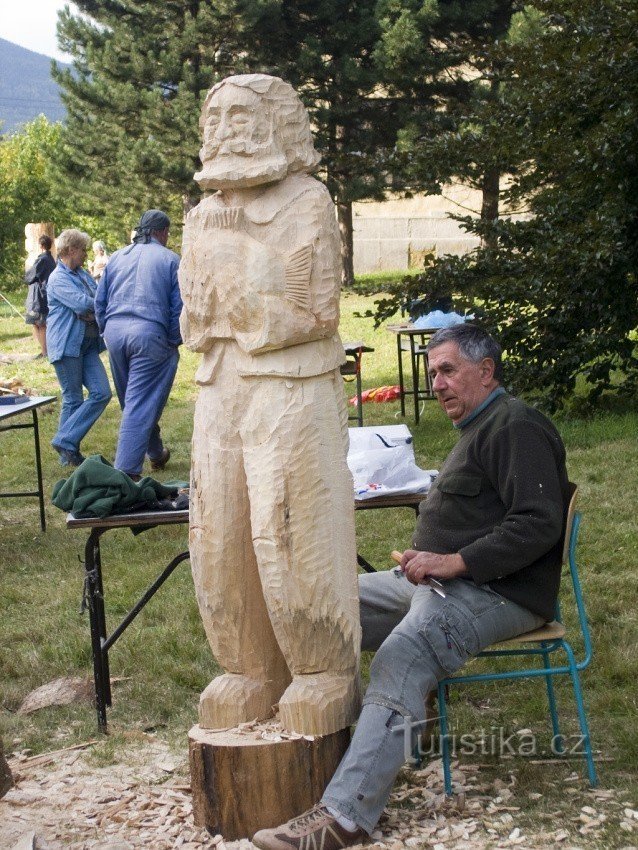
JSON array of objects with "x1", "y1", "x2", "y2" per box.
[{"x1": 347, "y1": 425, "x2": 437, "y2": 500}]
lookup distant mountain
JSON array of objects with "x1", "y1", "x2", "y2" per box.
[{"x1": 0, "y1": 38, "x2": 69, "y2": 134}]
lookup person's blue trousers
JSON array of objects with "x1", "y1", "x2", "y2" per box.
[
  {"x1": 52, "y1": 335, "x2": 112, "y2": 454},
  {"x1": 103, "y1": 318, "x2": 179, "y2": 476},
  {"x1": 321, "y1": 569, "x2": 544, "y2": 833}
]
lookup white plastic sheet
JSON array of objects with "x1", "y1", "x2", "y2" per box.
[{"x1": 347, "y1": 425, "x2": 437, "y2": 500}]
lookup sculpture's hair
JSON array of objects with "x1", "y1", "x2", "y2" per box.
[
  {"x1": 201, "y1": 74, "x2": 321, "y2": 174},
  {"x1": 56, "y1": 229, "x2": 91, "y2": 258},
  {"x1": 92, "y1": 240, "x2": 106, "y2": 253},
  {"x1": 427, "y1": 324, "x2": 504, "y2": 382},
  {"x1": 38, "y1": 235, "x2": 52, "y2": 251}
]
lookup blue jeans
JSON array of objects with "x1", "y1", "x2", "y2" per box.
[
  {"x1": 321, "y1": 569, "x2": 544, "y2": 833},
  {"x1": 104, "y1": 319, "x2": 179, "y2": 476},
  {"x1": 52, "y1": 336, "x2": 112, "y2": 453}
]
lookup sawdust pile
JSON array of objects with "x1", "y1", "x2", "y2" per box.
[{"x1": 1, "y1": 734, "x2": 635, "y2": 850}]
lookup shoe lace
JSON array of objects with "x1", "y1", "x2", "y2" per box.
[{"x1": 288, "y1": 805, "x2": 330, "y2": 831}]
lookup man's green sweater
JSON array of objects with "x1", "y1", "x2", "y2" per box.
[{"x1": 412, "y1": 392, "x2": 570, "y2": 621}]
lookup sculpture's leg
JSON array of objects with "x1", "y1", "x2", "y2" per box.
[
  {"x1": 242, "y1": 370, "x2": 361, "y2": 735},
  {"x1": 190, "y1": 369, "x2": 291, "y2": 729}
]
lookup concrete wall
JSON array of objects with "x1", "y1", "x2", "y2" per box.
[{"x1": 352, "y1": 184, "x2": 482, "y2": 274}]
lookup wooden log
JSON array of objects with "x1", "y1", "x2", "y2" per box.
[
  {"x1": 24, "y1": 222, "x2": 56, "y2": 269},
  {"x1": 188, "y1": 723, "x2": 349, "y2": 839}
]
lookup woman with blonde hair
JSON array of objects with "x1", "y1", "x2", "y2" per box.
[{"x1": 46, "y1": 229, "x2": 112, "y2": 466}]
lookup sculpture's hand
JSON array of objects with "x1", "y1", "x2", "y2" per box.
[{"x1": 227, "y1": 285, "x2": 264, "y2": 335}]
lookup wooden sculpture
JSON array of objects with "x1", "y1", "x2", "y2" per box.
[
  {"x1": 180, "y1": 74, "x2": 361, "y2": 739},
  {"x1": 24, "y1": 222, "x2": 56, "y2": 270}
]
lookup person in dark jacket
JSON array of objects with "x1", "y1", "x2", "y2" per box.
[
  {"x1": 253, "y1": 324, "x2": 570, "y2": 850},
  {"x1": 24, "y1": 234, "x2": 56, "y2": 357},
  {"x1": 95, "y1": 209, "x2": 182, "y2": 480}
]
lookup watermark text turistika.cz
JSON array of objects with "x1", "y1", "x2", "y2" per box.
[{"x1": 393, "y1": 715, "x2": 587, "y2": 765}]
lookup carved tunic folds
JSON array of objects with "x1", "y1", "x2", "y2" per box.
[{"x1": 180, "y1": 174, "x2": 345, "y2": 381}]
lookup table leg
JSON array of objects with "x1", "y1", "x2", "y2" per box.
[
  {"x1": 420, "y1": 334, "x2": 434, "y2": 399},
  {"x1": 102, "y1": 551, "x2": 190, "y2": 652},
  {"x1": 31, "y1": 409, "x2": 46, "y2": 532},
  {"x1": 83, "y1": 529, "x2": 110, "y2": 732},
  {"x1": 356, "y1": 553, "x2": 376, "y2": 573},
  {"x1": 355, "y1": 354, "x2": 363, "y2": 427},
  {"x1": 410, "y1": 335, "x2": 420, "y2": 424},
  {"x1": 397, "y1": 334, "x2": 405, "y2": 417},
  {"x1": 94, "y1": 537, "x2": 112, "y2": 708}
]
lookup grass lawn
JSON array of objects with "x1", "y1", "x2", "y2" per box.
[{"x1": 1, "y1": 290, "x2": 637, "y2": 845}]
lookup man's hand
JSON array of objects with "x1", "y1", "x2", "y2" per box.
[{"x1": 399, "y1": 549, "x2": 468, "y2": 585}]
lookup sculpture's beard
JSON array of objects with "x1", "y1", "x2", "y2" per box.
[{"x1": 195, "y1": 137, "x2": 289, "y2": 190}]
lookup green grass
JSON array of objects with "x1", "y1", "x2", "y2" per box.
[{"x1": 1, "y1": 292, "x2": 636, "y2": 840}]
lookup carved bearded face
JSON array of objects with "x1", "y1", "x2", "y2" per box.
[{"x1": 194, "y1": 84, "x2": 289, "y2": 190}]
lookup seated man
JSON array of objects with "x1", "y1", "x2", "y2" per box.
[{"x1": 253, "y1": 323, "x2": 570, "y2": 850}]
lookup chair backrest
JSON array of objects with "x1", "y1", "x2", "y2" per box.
[
  {"x1": 559, "y1": 482, "x2": 593, "y2": 669},
  {"x1": 561, "y1": 482, "x2": 578, "y2": 565}
]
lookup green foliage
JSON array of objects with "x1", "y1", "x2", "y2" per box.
[
  {"x1": 0, "y1": 116, "x2": 122, "y2": 289},
  {"x1": 51, "y1": 0, "x2": 430, "y2": 266},
  {"x1": 55, "y1": 0, "x2": 277, "y2": 243},
  {"x1": 377, "y1": 0, "x2": 638, "y2": 410},
  {"x1": 0, "y1": 117, "x2": 61, "y2": 286},
  {"x1": 376, "y1": 0, "x2": 524, "y2": 200},
  {"x1": 245, "y1": 0, "x2": 415, "y2": 204}
]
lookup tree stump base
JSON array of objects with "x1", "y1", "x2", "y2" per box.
[
  {"x1": 188, "y1": 723, "x2": 350, "y2": 840},
  {"x1": 0, "y1": 736, "x2": 13, "y2": 799}
]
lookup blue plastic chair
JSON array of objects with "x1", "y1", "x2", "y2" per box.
[{"x1": 436, "y1": 484, "x2": 597, "y2": 794}]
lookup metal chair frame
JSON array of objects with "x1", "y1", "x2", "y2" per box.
[{"x1": 436, "y1": 486, "x2": 597, "y2": 794}]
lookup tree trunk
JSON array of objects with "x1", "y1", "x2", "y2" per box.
[
  {"x1": 480, "y1": 74, "x2": 501, "y2": 250},
  {"x1": 337, "y1": 201, "x2": 355, "y2": 288},
  {"x1": 480, "y1": 167, "x2": 500, "y2": 250},
  {"x1": 189, "y1": 724, "x2": 350, "y2": 839}
]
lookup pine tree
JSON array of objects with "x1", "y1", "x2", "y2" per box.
[
  {"x1": 52, "y1": 0, "x2": 436, "y2": 279},
  {"x1": 240, "y1": 0, "x2": 422, "y2": 285},
  {"x1": 374, "y1": 0, "x2": 525, "y2": 237},
  {"x1": 52, "y1": 0, "x2": 258, "y2": 245}
]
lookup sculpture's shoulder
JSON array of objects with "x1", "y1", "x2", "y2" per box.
[
  {"x1": 185, "y1": 193, "x2": 225, "y2": 224},
  {"x1": 245, "y1": 174, "x2": 332, "y2": 226}
]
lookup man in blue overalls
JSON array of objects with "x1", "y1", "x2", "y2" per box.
[{"x1": 95, "y1": 210, "x2": 182, "y2": 480}]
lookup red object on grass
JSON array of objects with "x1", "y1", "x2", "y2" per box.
[{"x1": 349, "y1": 385, "x2": 401, "y2": 405}]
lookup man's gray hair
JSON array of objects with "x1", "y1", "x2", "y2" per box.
[
  {"x1": 427, "y1": 324, "x2": 504, "y2": 382},
  {"x1": 56, "y1": 229, "x2": 91, "y2": 259}
]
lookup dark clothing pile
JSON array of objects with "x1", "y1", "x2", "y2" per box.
[{"x1": 52, "y1": 454, "x2": 187, "y2": 518}]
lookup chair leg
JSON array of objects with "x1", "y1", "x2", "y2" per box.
[
  {"x1": 563, "y1": 642, "x2": 598, "y2": 787},
  {"x1": 437, "y1": 682, "x2": 453, "y2": 795},
  {"x1": 541, "y1": 644, "x2": 563, "y2": 753}
]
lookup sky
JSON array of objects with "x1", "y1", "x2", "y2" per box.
[{"x1": 1, "y1": 0, "x2": 76, "y2": 62}]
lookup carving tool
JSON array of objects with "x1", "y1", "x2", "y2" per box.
[{"x1": 391, "y1": 550, "x2": 446, "y2": 597}]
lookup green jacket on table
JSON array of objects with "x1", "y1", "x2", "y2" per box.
[{"x1": 52, "y1": 454, "x2": 178, "y2": 519}]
